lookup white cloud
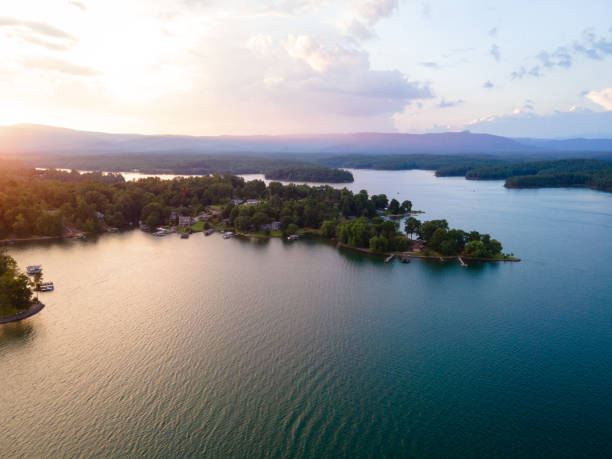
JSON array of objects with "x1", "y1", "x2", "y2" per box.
[
  {"x1": 586, "y1": 87, "x2": 612, "y2": 110},
  {"x1": 352, "y1": 0, "x2": 398, "y2": 25}
]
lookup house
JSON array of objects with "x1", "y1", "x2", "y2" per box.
[
  {"x1": 169, "y1": 211, "x2": 178, "y2": 222},
  {"x1": 178, "y1": 216, "x2": 194, "y2": 227},
  {"x1": 262, "y1": 221, "x2": 281, "y2": 231},
  {"x1": 245, "y1": 199, "x2": 258, "y2": 205},
  {"x1": 95, "y1": 211, "x2": 105, "y2": 219},
  {"x1": 231, "y1": 199, "x2": 244, "y2": 205}
]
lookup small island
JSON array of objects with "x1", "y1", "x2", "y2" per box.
[
  {"x1": 0, "y1": 250, "x2": 43, "y2": 324},
  {"x1": 264, "y1": 166, "x2": 354, "y2": 183},
  {"x1": 0, "y1": 167, "x2": 517, "y2": 265}
]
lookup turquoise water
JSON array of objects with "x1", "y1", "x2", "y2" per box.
[{"x1": 1, "y1": 170, "x2": 611, "y2": 457}]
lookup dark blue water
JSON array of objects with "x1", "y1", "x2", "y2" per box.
[{"x1": 1, "y1": 170, "x2": 611, "y2": 457}]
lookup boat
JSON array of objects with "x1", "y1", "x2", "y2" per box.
[
  {"x1": 36, "y1": 282, "x2": 54, "y2": 292},
  {"x1": 26, "y1": 265, "x2": 42, "y2": 275},
  {"x1": 205, "y1": 229, "x2": 214, "y2": 236},
  {"x1": 287, "y1": 234, "x2": 302, "y2": 241},
  {"x1": 180, "y1": 232, "x2": 190, "y2": 239},
  {"x1": 223, "y1": 232, "x2": 233, "y2": 239}
]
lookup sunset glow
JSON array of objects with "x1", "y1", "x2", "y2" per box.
[{"x1": 1, "y1": 0, "x2": 612, "y2": 136}]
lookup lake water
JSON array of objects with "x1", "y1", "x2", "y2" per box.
[{"x1": 2, "y1": 170, "x2": 611, "y2": 457}]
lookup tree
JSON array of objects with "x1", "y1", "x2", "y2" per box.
[
  {"x1": 0, "y1": 250, "x2": 34, "y2": 312},
  {"x1": 400, "y1": 200, "x2": 412, "y2": 213},
  {"x1": 419, "y1": 219, "x2": 449, "y2": 243},
  {"x1": 286, "y1": 223, "x2": 299, "y2": 235},
  {"x1": 465, "y1": 240, "x2": 486, "y2": 257},
  {"x1": 371, "y1": 194, "x2": 388, "y2": 210},
  {"x1": 404, "y1": 217, "x2": 421, "y2": 238},
  {"x1": 369, "y1": 235, "x2": 389, "y2": 252},
  {"x1": 251, "y1": 211, "x2": 269, "y2": 229},
  {"x1": 388, "y1": 198, "x2": 400, "y2": 214},
  {"x1": 321, "y1": 220, "x2": 337, "y2": 238},
  {"x1": 235, "y1": 216, "x2": 252, "y2": 232}
]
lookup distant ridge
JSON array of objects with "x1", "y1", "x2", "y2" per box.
[{"x1": 1, "y1": 124, "x2": 611, "y2": 156}]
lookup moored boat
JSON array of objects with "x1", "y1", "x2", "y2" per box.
[
  {"x1": 26, "y1": 265, "x2": 42, "y2": 275},
  {"x1": 36, "y1": 282, "x2": 54, "y2": 292}
]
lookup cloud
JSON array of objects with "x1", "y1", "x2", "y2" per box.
[
  {"x1": 21, "y1": 56, "x2": 98, "y2": 76},
  {"x1": 341, "y1": 19, "x2": 376, "y2": 41},
  {"x1": 437, "y1": 98, "x2": 464, "y2": 108},
  {"x1": 510, "y1": 65, "x2": 540, "y2": 79},
  {"x1": 537, "y1": 47, "x2": 571, "y2": 68},
  {"x1": 586, "y1": 87, "x2": 612, "y2": 110},
  {"x1": 5, "y1": 29, "x2": 73, "y2": 51},
  {"x1": 69, "y1": 1, "x2": 86, "y2": 11},
  {"x1": 0, "y1": 17, "x2": 76, "y2": 40},
  {"x1": 488, "y1": 27, "x2": 498, "y2": 37},
  {"x1": 246, "y1": 34, "x2": 433, "y2": 120},
  {"x1": 512, "y1": 28, "x2": 612, "y2": 79},
  {"x1": 490, "y1": 43, "x2": 500, "y2": 62},
  {"x1": 0, "y1": 16, "x2": 77, "y2": 51},
  {"x1": 573, "y1": 28, "x2": 612, "y2": 60},
  {"x1": 256, "y1": 0, "x2": 325, "y2": 16},
  {"x1": 420, "y1": 61, "x2": 441, "y2": 69},
  {"x1": 483, "y1": 80, "x2": 494, "y2": 89},
  {"x1": 353, "y1": 0, "x2": 399, "y2": 25}
]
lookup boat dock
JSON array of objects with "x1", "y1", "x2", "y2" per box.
[
  {"x1": 384, "y1": 254, "x2": 395, "y2": 263},
  {"x1": 458, "y1": 257, "x2": 467, "y2": 268}
]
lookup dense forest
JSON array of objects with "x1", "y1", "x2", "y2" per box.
[
  {"x1": 317, "y1": 153, "x2": 508, "y2": 175},
  {"x1": 265, "y1": 166, "x2": 354, "y2": 183},
  {"x1": 8, "y1": 152, "x2": 611, "y2": 192},
  {"x1": 0, "y1": 250, "x2": 34, "y2": 316},
  {"x1": 464, "y1": 159, "x2": 612, "y2": 191},
  {"x1": 0, "y1": 167, "x2": 508, "y2": 261}
]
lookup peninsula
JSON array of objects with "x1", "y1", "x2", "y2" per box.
[{"x1": 0, "y1": 167, "x2": 517, "y2": 263}]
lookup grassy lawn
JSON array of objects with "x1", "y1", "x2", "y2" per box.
[
  {"x1": 247, "y1": 230, "x2": 283, "y2": 238},
  {"x1": 177, "y1": 221, "x2": 206, "y2": 233},
  {"x1": 0, "y1": 305, "x2": 21, "y2": 317},
  {"x1": 189, "y1": 221, "x2": 205, "y2": 232}
]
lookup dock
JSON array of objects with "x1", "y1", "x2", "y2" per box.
[
  {"x1": 384, "y1": 254, "x2": 395, "y2": 263},
  {"x1": 458, "y1": 257, "x2": 467, "y2": 268}
]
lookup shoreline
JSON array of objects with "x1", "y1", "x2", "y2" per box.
[
  {"x1": 1, "y1": 235, "x2": 63, "y2": 245},
  {"x1": 0, "y1": 303, "x2": 45, "y2": 325},
  {"x1": 335, "y1": 241, "x2": 520, "y2": 262},
  {"x1": 4, "y1": 228, "x2": 520, "y2": 264}
]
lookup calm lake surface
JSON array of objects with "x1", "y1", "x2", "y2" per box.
[{"x1": 2, "y1": 170, "x2": 611, "y2": 457}]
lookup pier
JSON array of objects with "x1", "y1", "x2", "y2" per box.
[
  {"x1": 458, "y1": 257, "x2": 467, "y2": 268},
  {"x1": 384, "y1": 254, "x2": 395, "y2": 263}
]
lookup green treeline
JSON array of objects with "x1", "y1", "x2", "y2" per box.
[
  {"x1": 265, "y1": 166, "x2": 354, "y2": 183},
  {"x1": 465, "y1": 159, "x2": 612, "y2": 191},
  {"x1": 0, "y1": 250, "x2": 33, "y2": 315},
  {"x1": 0, "y1": 167, "x2": 510, "y2": 259},
  {"x1": 0, "y1": 168, "x2": 125, "y2": 239},
  {"x1": 408, "y1": 219, "x2": 503, "y2": 257},
  {"x1": 318, "y1": 154, "x2": 506, "y2": 175}
]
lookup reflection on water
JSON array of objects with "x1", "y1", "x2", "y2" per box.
[{"x1": 0, "y1": 321, "x2": 35, "y2": 350}]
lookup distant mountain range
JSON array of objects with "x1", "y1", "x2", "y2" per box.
[{"x1": 1, "y1": 124, "x2": 612, "y2": 157}]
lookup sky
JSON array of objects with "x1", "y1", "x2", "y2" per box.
[{"x1": 1, "y1": 0, "x2": 612, "y2": 138}]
